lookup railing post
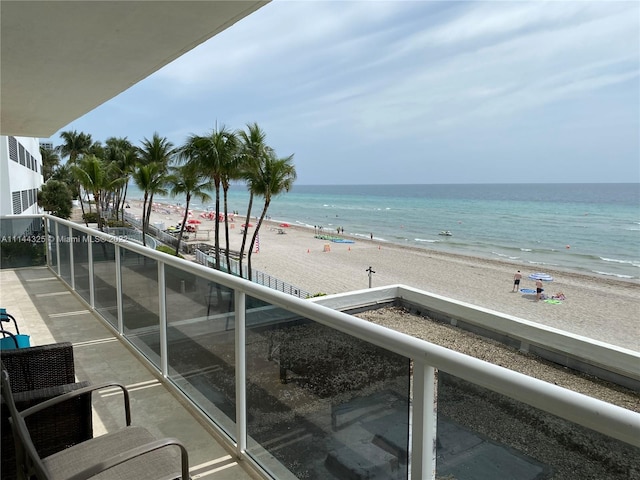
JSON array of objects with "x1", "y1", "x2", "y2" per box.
[
  {"x1": 158, "y1": 261, "x2": 168, "y2": 377},
  {"x1": 68, "y1": 225, "x2": 75, "y2": 290},
  {"x1": 55, "y1": 222, "x2": 61, "y2": 275},
  {"x1": 412, "y1": 361, "x2": 437, "y2": 480},
  {"x1": 44, "y1": 217, "x2": 50, "y2": 268},
  {"x1": 88, "y1": 235, "x2": 94, "y2": 309},
  {"x1": 115, "y1": 244, "x2": 124, "y2": 334},
  {"x1": 235, "y1": 290, "x2": 247, "y2": 456}
]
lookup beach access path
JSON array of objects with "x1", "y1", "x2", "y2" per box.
[{"x1": 125, "y1": 200, "x2": 639, "y2": 352}]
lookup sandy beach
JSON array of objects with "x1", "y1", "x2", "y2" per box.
[{"x1": 125, "y1": 200, "x2": 639, "y2": 352}]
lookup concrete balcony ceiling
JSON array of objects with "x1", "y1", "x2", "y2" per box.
[{"x1": 0, "y1": 0, "x2": 268, "y2": 137}]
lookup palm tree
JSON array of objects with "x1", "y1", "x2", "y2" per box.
[
  {"x1": 58, "y1": 130, "x2": 92, "y2": 164},
  {"x1": 237, "y1": 122, "x2": 272, "y2": 278},
  {"x1": 137, "y1": 133, "x2": 175, "y2": 236},
  {"x1": 104, "y1": 137, "x2": 136, "y2": 221},
  {"x1": 132, "y1": 163, "x2": 166, "y2": 247},
  {"x1": 40, "y1": 146, "x2": 60, "y2": 181},
  {"x1": 246, "y1": 152, "x2": 296, "y2": 280},
  {"x1": 167, "y1": 163, "x2": 212, "y2": 255},
  {"x1": 58, "y1": 130, "x2": 93, "y2": 217},
  {"x1": 102, "y1": 162, "x2": 129, "y2": 223},
  {"x1": 71, "y1": 155, "x2": 106, "y2": 230},
  {"x1": 181, "y1": 126, "x2": 238, "y2": 270},
  {"x1": 219, "y1": 147, "x2": 242, "y2": 273}
]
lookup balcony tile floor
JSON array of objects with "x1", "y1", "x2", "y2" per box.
[{"x1": 0, "y1": 266, "x2": 261, "y2": 480}]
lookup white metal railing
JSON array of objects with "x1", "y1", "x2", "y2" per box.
[
  {"x1": 194, "y1": 248, "x2": 311, "y2": 298},
  {"x1": 3, "y1": 214, "x2": 639, "y2": 480}
]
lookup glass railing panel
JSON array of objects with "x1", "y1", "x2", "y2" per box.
[
  {"x1": 0, "y1": 217, "x2": 46, "y2": 269},
  {"x1": 436, "y1": 372, "x2": 639, "y2": 480},
  {"x1": 47, "y1": 218, "x2": 57, "y2": 269},
  {"x1": 245, "y1": 298, "x2": 411, "y2": 480},
  {"x1": 58, "y1": 225, "x2": 72, "y2": 285},
  {"x1": 164, "y1": 265, "x2": 237, "y2": 437},
  {"x1": 72, "y1": 228, "x2": 90, "y2": 302},
  {"x1": 92, "y1": 238, "x2": 118, "y2": 327},
  {"x1": 120, "y1": 248, "x2": 159, "y2": 366}
]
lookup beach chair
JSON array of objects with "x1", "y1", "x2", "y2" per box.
[{"x1": 1, "y1": 364, "x2": 190, "y2": 480}]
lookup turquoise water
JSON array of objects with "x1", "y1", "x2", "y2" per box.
[{"x1": 127, "y1": 183, "x2": 640, "y2": 280}]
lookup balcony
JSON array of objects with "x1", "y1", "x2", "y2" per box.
[{"x1": 1, "y1": 214, "x2": 639, "y2": 480}]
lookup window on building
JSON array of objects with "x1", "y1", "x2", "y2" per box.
[
  {"x1": 12, "y1": 191, "x2": 21, "y2": 214},
  {"x1": 9, "y1": 137, "x2": 18, "y2": 162},
  {"x1": 19, "y1": 144, "x2": 26, "y2": 166}
]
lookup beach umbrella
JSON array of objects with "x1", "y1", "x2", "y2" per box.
[
  {"x1": 242, "y1": 223, "x2": 253, "y2": 228},
  {"x1": 187, "y1": 219, "x2": 201, "y2": 225},
  {"x1": 279, "y1": 223, "x2": 290, "y2": 228},
  {"x1": 529, "y1": 272, "x2": 554, "y2": 281}
]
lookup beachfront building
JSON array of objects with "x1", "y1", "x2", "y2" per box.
[
  {"x1": 1, "y1": 2, "x2": 638, "y2": 480},
  {"x1": 0, "y1": 136, "x2": 42, "y2": 216}
]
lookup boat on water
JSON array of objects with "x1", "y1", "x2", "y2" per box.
[{"x1": 439, "y1": 230, "x2": 453, "y2": 236}]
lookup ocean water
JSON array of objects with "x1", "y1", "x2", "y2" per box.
[{"x1": 127, "y1": 183, "x2": 640, "y2": 280}]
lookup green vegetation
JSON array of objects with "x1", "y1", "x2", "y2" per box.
[
  {"x1": 81, "y1": 212, "x2": 99, "y2": 223},
  {"x1": 43, "y1": 123, "x2": 296, "y2": 279},
  {"x1": 156, "y1": 245, "x2": 184, "y2": 258},
  {"x1": 38, "y1": 179, "x2": 73, "y2": 219},
  {"x1": 0, "y1": 240, "x2": 46, "y2": 268}
]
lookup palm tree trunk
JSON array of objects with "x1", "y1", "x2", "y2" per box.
[
  {"x1": 247, "y1": 199, "x2": 270, "y2": 281},
  {"x1": 213, "y1": 181, "x2": 221, "y2": 270},
  {"x1": 94, "y1": 191, "x2": 103, "y2": 231},
  {"x1": 141, "y1": 192, "x2": 148, "y2": 246},
  {"x1": 238, "y1": 192, "x2": 254, "y2": 278},
  {"x1": 85, "y1": 188, "x2": 93, "y2": 213},
  {"x1": 223, "y1": 187, "x2": 232, "y2": 274},
  {"x1": 120, "y1": 182, "x2": 129, "y2": 221},
  {"x1": 78, "y1": 188, "x2": 88, "y2": 226},
  {"x1": 113, "y1": 189, "x2": 121, "y2": 221},
  {"x1": 145, "y1": 192, "x2": 155, "y2": 242},
  {"x1": 175, "y1": 194, "x2": 191, "y2": 255}
]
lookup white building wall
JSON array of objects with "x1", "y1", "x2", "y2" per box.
[{"x1": 0, "y1": 135, "x2": 43, "y2": 216}]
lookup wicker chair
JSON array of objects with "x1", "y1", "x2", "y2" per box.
[
  {"x1": 1, "y1": 342, "x2": 92, "y2": 480},
  {"x1": 1, "y1": 366, "x2": 190, "y2": 480}
]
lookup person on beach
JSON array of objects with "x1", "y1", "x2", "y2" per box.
[
  {"x1": 535, "y1": 279, "x2": 544, "y2": 301},
  {"x1": 370, "y1": 233, "x2": 373, "y2": 240},
  {"x1": 512, "y1": 270, "x2": 522, "y2": 292}
]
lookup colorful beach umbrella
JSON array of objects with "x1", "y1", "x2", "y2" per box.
[
  {"x1": 242, "y1": 223, "x2": 253, "y2": 228},
  {"x1": 187, "y1": 219, "x2": 201, "y2": 224},
  {"x1": 279, "y1": 223, "x2": 290, "y2": 228}
]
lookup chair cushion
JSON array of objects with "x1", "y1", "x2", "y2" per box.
[{"x1": 43, "y1": 426, "x2": 182, "y2": 480}]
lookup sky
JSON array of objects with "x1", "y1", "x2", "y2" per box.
[{"x1": 53, "y1": 1, "x2": 639, "y2": 185}]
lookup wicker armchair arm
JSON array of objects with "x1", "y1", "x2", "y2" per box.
[
  {"x1": 66, "y1": 438, "x2": 190, "y2": 480},
  {"x1": 21, "y1": 382, "x2": 132, "y2": 426}
]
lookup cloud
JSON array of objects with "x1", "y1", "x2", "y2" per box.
[{"x1": 56, "y1": 0, "x2": 639, "y2": 184}]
